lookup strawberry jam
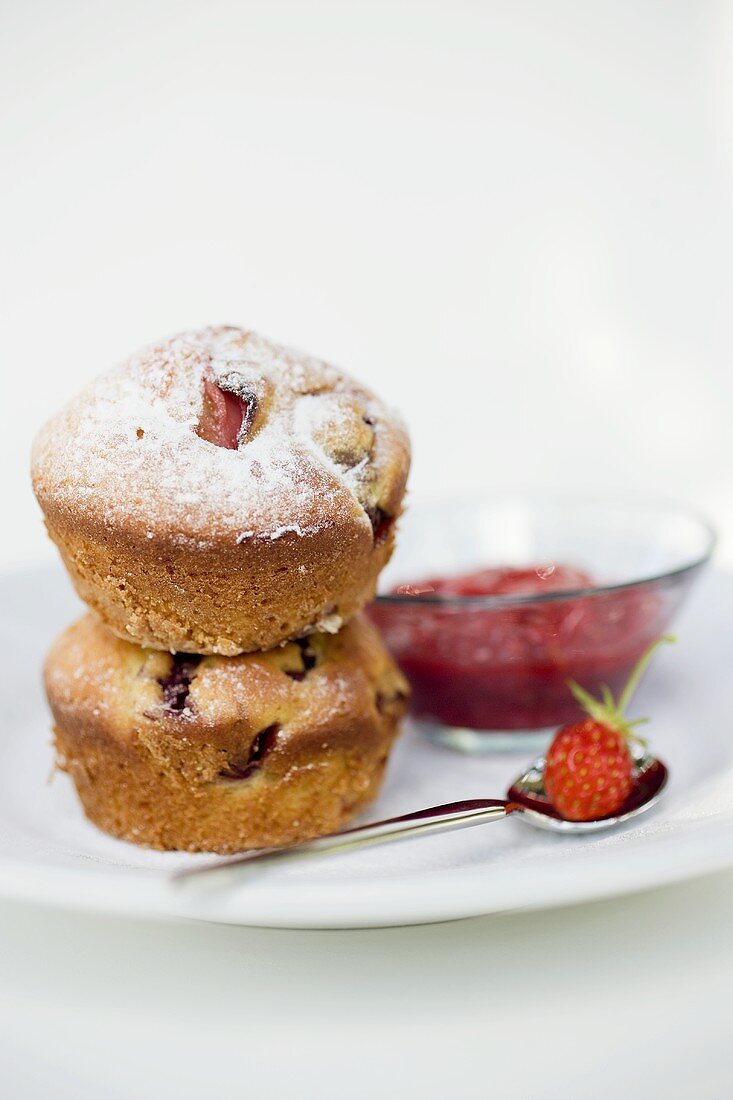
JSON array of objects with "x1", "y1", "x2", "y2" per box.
[{"x1": 368, "y1": 564, "x2": 675, "y2": 732}]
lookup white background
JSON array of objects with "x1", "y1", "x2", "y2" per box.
[
  {"x1": 2, "y1": 2, "x2": 733, "y2": 1097},
  {"x1": 2, "y1": 0, "x2": 732, "y2": 566}
]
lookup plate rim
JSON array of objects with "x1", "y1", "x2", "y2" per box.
[
  {"x1": 1, "y1": 561, "x2": 732, "y2": 928},
  {"x1": 1, "y1": 812, "x2": 733, "y2": 927}
]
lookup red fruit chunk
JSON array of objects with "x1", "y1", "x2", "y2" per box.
[
  {"x1": 219, "y1": 724, "x2": 280, "y2": 781},
  {"x1": 285, "y1": 639, "x2": 318, "y2": 681},
  {"x1": 197, "y1": 379, "x2": 249, "y2": 449},
  {"x1": 366, "y1": 506, "x2": 394, "y2": 547},
  {"x1": 158, "y1": 655, "x2": 202, "y2": 713},
  {"x1": 544, "y1": 718, "x2": 634, "y2": 821}
]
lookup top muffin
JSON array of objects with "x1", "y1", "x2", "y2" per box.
[{"x1": 32, "y1": 326, "x2": 410, "y2": 654}]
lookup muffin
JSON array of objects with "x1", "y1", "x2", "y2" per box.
[
  {"x1": 45, "y1": 613, "x2": 409, "y2": 853},
  {"x1": 32, "y1": 326, "x2": 410, "y2": 655}
]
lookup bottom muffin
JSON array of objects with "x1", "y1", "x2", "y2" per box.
[{"x1": 44, "y1": 614, "x2": 409, "y2": 853}]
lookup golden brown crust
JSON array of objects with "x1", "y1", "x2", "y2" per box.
[
  {"x1": 31, "y1": 326, "x2": 410, "y2": 654},
  {"x1": 45, "y1": 614, "x2": 409, "y2": 853},
  {"x1": 38, "y1": 498, "x2": 397, "y2": 656}
]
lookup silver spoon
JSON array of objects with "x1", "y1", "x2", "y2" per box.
[{"x1": 173, "y1": 745, "x2": 667, "y2": 884}]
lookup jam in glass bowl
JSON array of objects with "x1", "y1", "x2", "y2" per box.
[{"x1": 368, "y1": 494, "x2": 715, "y2": 753}]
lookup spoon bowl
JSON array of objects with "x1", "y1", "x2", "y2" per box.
[
  {"x1": 507, "y1": 748, "x2": 669, "y2": 833},
  {"x1": 174, "y1": 750, "x2": 669, "y2": 884}
]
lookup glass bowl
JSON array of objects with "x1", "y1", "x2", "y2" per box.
[{"x1": 368, "y1": 493, "x2": 716, "y2": 753}]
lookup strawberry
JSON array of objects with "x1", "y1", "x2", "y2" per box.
[
  {"x1": 543, "y1": 635, "x2": 674, "y2": 821},
  {"x1": 544, "y1": 718, "x2": 634, "y2": 821}
]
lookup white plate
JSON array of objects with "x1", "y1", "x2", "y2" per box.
[{"x1": 1, "y1": 564, "x2": 732, "y2": 928}]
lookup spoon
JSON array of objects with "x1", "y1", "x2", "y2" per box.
[{"x1": 173, "y1": 744, "x2": 668, "y2": 883}]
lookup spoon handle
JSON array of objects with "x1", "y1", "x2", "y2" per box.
[{"x1": 175, "y1": 798, "x2": 512, "y2": 882}]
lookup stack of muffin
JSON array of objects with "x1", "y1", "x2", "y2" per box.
[{"x1": 31, "y1": 327, "x2": 410, "y2": 853}]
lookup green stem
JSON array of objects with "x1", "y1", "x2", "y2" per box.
[{"x1": 617, "y1": 635, "x2": 676, "y2": 714}]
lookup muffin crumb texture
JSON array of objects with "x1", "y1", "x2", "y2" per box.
[
  {"x1": 31, "y1": 326, "x2": 410, "y2": 654},
  {"x1": 45, "y1": 614, "x2": 409, "y2": 852}
]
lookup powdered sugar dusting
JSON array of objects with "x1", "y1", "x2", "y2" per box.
[
  {"x1": 236, "y1": 523, "x2": 323, "y2": 544},
  {"x1": 32, "y1": 326, "x2": 408, "y2": 546}
]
